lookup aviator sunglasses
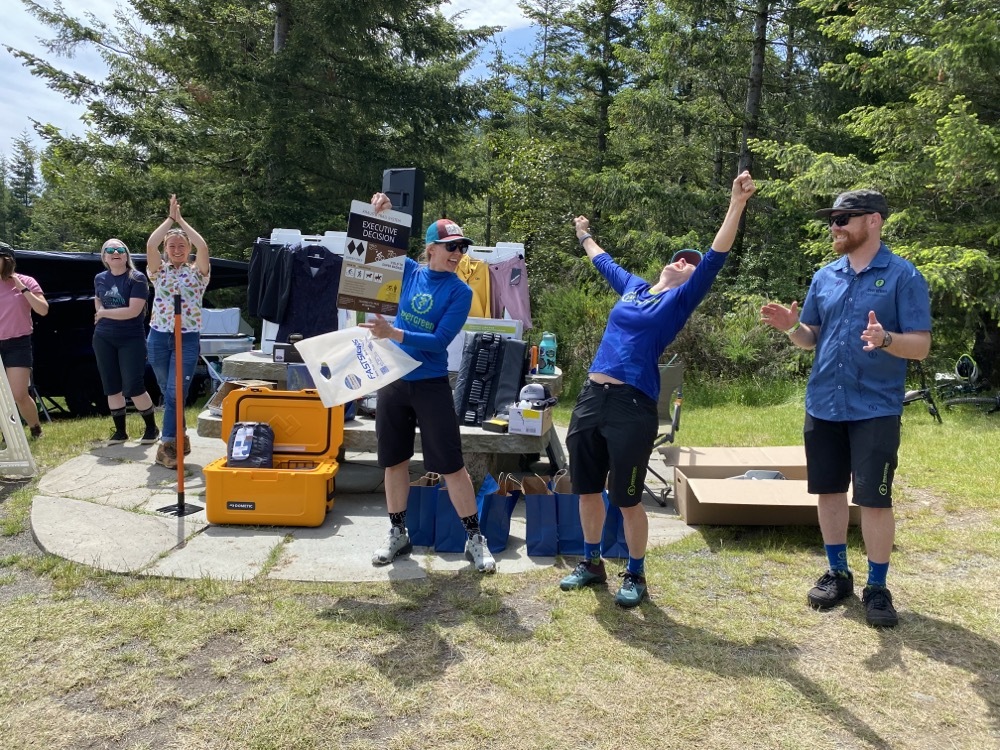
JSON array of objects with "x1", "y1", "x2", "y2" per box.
[
  {"x1": 104, "y1": 246, "x2": 128, "y2": 254},
  {"x1": 828, "y1": 213, "x2": 872, "y2": 227}
]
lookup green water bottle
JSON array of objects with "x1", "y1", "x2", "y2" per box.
[{"x1": 538, "y1": 332, "x2": 557, "y2": 375}]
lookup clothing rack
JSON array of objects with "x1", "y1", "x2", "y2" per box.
[
  {"x1": 269, "y1": 229, "x2": 347, "y2": 256},
  {"x1": 466, "y1": 243, "x2": 524, "y2": 263}
]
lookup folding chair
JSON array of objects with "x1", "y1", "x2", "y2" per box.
[{"x1": 644, "y1": 358, "x2": 683, "y2": 507}]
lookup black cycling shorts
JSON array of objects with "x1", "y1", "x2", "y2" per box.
[
  {"x1": 804, "y1": 413, "x2": 900, "y2": 508},
  {"x1": 375, "y1": 376, "x2": 465, "y2": 475},
  {"x1": 566, "y1": 379, "x2": 659, "y2": 508}
]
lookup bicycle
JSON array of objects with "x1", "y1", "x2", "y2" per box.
[
  {"x1": 935, "y1": 353, "x2": 984, "y2": 398},
  {"x1": 903, "y1": 361, "x2": 942, "y2": 423},
  {"x1": 938, "y1": 354, "x2": 994, "y2": 411},
  {"x1": 944, "y1": 392, "x2": 1000, "y2": 413}
]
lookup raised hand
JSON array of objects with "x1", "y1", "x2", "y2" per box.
[
  {"x1": 169, "y1": 194, "x2": 180, "y2": 223},
  {"x1": 371, "y1": 193, "x2": 392, "y2": 213},
  {"x1": 732, "y1": 170, "x2": 757, "y2": 203},
  {"x1": 861, "y1": 310, "x2": 888, "y2": 351},
  {"x1": 760, "y1": 300, "x2": 799, "y2": 331}
]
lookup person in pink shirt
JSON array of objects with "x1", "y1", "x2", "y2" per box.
[{"x1": 0, "y1": 244, "x2": 49, "y2": 438}]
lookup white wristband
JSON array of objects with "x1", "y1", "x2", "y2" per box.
[
  {"x1": 784, "y1": 321, "x2": 800, "y2": 335},
  {"x1": 578, "y1": 233, "x2": 592, "y2": 247}
]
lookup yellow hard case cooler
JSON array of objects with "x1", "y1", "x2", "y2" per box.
[{"x1": 204, "y1": 388, "x2": 343, "y2": 526}]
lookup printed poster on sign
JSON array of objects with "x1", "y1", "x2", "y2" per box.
[{"x1": 337, "y1": 200, "x2": 411, "y2": 315}]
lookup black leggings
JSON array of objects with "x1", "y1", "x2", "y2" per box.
[{"x1": 93, "y1": 332, "x2": 148, "y2": 397}]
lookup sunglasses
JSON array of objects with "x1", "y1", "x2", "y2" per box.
[
  {"x1": 104, "y1": 246, "x2": 128, "y2": 254},
  {"x1": 828, "y1": 213, "x2": 871, "y2": 227},
  {"x1": 443, "y1": 242, "x2": 469, "y2": 254}
]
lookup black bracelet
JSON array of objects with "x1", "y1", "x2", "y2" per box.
[
  {"x1": 20, "y1": 288, "x2": 28, "y2": 294},
  {"x1": 579, "y1": 233, "x2": 592, "y2": 247}
]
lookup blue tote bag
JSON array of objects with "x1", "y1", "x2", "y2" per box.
[
  {"x1": 406, "y1": 472, "x2": 440, "y2": 547},
  {"x1": 521, "y1": 474, "x2": 558, "y2": 557},
  {"x1": 477, "y1": 473, "x2": 518, "y2": 553},
  {"x1": 552, "y1": 469, "x2": 585, "y2": 556},
  {"x1": 601, "y1": 490, "x2": 630, "y2": 559}
]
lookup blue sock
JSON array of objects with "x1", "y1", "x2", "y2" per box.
[
  {"x1": 867, "y1": 560, "x2": 889, "y2": 588},
  {"x1": 584, "y1": 541, "x2": 602, "y2": 564},
  {"x1": 627, "y1": 556, "x2": 645, "y2": 577},
  {"x1": 825, "y1": 543, "x2": 849, "y2": 573}
]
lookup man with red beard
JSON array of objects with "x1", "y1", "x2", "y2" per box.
[{"x1": 761, "y1": 190, "x2": 931, "y2": 628}]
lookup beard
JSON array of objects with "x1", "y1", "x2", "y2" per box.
[{"x1": 832, "y1": 226, "x2": 868, "y2": 255}]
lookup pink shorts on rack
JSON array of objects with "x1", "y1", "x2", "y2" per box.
[{"x1": 489, "y1": 255, "x2": 533, "y2": 329}]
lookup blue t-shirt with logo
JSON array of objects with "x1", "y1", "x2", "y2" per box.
[
  {"x1": 394, "y1": 257, "x2": 473, "y2": 381},
  {"x1": 94, "y1": 269, "x2": 148, "y2": 338},
  {"x1": 800, "y1": 243, "x2": 931, "y2": 421},
  {"x1": 589, "y1": 249, "x2": 726, "y2": 403}
]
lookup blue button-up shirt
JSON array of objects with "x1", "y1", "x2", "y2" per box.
[{"x1": 800, "y1": 243, "x2": 931, "y2": 421}]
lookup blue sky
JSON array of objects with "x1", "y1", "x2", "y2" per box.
[{"x1": 0, "y1": 0, "x2": 534, "y2": 158}]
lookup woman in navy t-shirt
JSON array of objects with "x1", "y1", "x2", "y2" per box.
[{"x1": 93, "y1": 239, "x2": 160, "y2": 446}]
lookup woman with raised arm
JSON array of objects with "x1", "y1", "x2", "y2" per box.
[
  {"x1": 145, "y1": 194, "x2": 210, "y2": 468},
  {"x1": 560, "y1": 171, "x2": 757, "y2": 607}
]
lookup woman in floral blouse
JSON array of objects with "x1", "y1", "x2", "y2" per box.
[{"x1": 145, "y1": 194, "x2": 210, "y2": 469}]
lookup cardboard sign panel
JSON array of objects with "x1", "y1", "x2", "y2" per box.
[{"x1": 338, "y1": 201, "x2": 411, "y2": 315}]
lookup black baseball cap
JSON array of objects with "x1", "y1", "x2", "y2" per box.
[
  {"x1": 670, "y1": 249, "x2": 703, "y2": 266},
  {"x1": 815, "y1": 189, "x2": 890, "y2": 219}
]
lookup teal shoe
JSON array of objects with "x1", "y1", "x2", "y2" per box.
[
  {"x1": 614, "y1": 572, "x2": 647, "y2": 608},
  {"x1": 559, "y1": 560, "x2": 607, "y2": 591}
]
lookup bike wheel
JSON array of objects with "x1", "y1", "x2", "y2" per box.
[{"x1": 943, "y1": 396, "x2": 1000, "y2": 412}]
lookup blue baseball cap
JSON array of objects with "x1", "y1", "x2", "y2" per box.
[
  {"x1": 670, "y1": 249, "x2": 702, "y2": 266},
  {"x1": 425, "y1": 218, "x2": 472, "y2": 246}
]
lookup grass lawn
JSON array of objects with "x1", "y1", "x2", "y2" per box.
[{"x1": 1, "y1": 391, "x2": 998, "y2": 749}]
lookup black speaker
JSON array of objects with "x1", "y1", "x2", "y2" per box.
[{"x1": 381, "y1": 168, "x2": 425, "y2": 244}]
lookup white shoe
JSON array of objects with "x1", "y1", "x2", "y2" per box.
[
  {"x1": 372, "y1": 527, "x2": 412, "y2": 566},
  {"x1": 465, "y1": 533, "x2": 496, "y2": 573}
]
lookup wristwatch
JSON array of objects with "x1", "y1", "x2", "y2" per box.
[
  {"x1": 20, "y1": 288, "x2": 28, "y2": 294},
  {"x1": 880, "y1": 331, "x2": 893, "y2": 349}
]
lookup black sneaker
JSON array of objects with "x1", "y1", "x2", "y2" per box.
[
  {"x1": 29, "y1": 424, "x2": 43, "y2": 439},
  {"x1": 862, "y1": 585, "x2": 899, "y2": 628},
  {"x1": 807, "y1": 570, "x2": 854, "y2": 609},
  {"x1": 107, "y1": 430, "x2": 129, "y2": 445},
  {"x1": 139, "y1": 425, "x2": 160, "y2": 445}
]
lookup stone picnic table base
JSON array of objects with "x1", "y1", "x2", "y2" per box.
[{"x1": 197, "y1": 410, "x2": 565, "y2": 483}]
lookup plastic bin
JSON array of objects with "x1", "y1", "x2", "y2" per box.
[{"x1": 204, "y1": 388, "x2": 343, "y2": 526}]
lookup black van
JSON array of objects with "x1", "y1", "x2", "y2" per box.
[{"x1": 9, "y1": 249, "x2": 250, "y2": 417}]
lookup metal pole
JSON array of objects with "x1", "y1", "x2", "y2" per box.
[{"x1": 158, "y1": 292, "x2": 202, "y2": 517}]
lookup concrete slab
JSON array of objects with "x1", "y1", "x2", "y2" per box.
[
  {"x1": 146, "y1": 525, "x2": 284, "y2": 580},
  {"x1": 28, "y1": 420, "x2": 696, "y2": 582},
  {"x1": 269, "y1": 494, "x2": 428, "y2": 582},
  {"x1": 31, "y1": 495, "x2": 204, "y2": 573}
]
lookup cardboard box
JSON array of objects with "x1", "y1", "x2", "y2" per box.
[
  {"x1": 670, "y1": 446, "x2": 859, "y2": 527},
  {"x1": 204, "y1": 388, "x2": 343, "y2": 527},
  {"x1": 669, "y1": 445, "x2": 807, "y2": 472},
  {"x1": 508, "y1": 406, "x2": 553, "y2": 436}
]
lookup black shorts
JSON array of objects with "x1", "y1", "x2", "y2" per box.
[
  {"x1": 93, "y1": 332, "x2": 148, "y2": 397},
  {"x1": 566, "y1": 379, "x2": 659, "y2": 508},
  {"x1": 0, "y1": 334, "x2": 33, "y2": 369},
  {"x1": 375, "y1": 377, "x2": 465, "y2": 474},
  {"x1": 804, "y1": 413, "x2": 900, "y2": 508}
]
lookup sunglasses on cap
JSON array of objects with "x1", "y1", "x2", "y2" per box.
[
  {"x1": 104, "y1": 246, "x2": 128, "y2": 254},
  {"x1": 828, "y1": 213, "x2": 872, "y2": 227},
  {"x1": 442, "y1": 241, "x2": 469, "y2": 254}
]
